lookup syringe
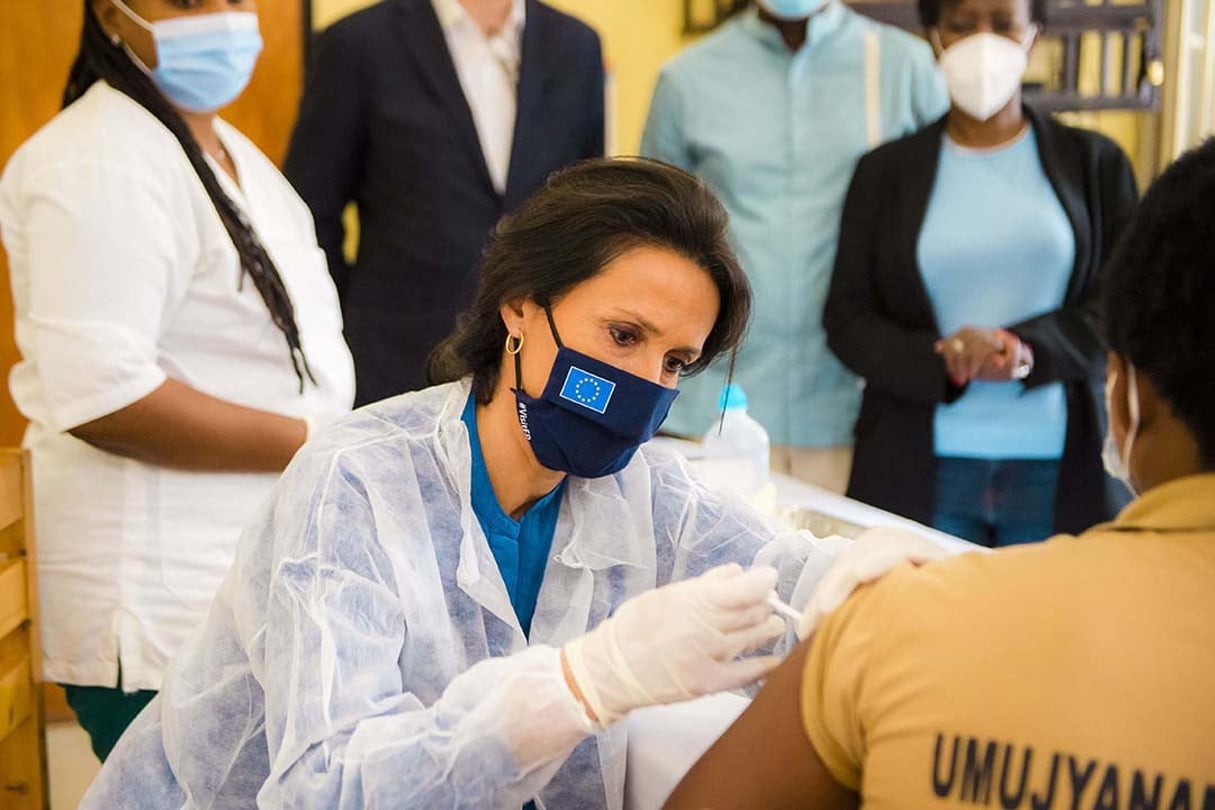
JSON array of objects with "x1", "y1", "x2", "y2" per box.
[{"x1": 767, "y1": 593, "x2": 803, "y2": 625}]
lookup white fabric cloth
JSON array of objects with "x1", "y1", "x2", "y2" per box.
[
  {"x1": 0, "y1": 81, "x2": 355, "y2": 691},
  {"x1": 83, "y1": 379, "x2": 837, "y2": 809},
  {"x1": 432, "y1": 0, "x2": 525, "y2": 193}
]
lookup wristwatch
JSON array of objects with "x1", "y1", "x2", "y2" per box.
[
  {"x1": 1010, "y1": 342, "x2": 1034, "y2": 380},
  {"x1": 996, "y1": 327, "x2": 1033, "y2": 380}
]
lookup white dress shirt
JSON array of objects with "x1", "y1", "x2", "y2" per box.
[
  {"x1": 431, "y1": 0, "x2": 525, "y2": 193},
  {"x1": 0, "y1": 82, "x2": 355, "y2": 691}
]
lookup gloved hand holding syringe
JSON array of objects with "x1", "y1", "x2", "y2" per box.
[
  {"x1": 561, "y1": 564, "x2": 786, "y2": 729},
  {"x1": 560, "y1": 527, "x2": 959, "y2": 729}
]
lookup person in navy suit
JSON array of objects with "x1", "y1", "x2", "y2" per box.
[{"x1": 285, "y1": 0, "x2": 605, "y2": 404}]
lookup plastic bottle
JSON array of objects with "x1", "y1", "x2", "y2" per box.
[{"x1": 697, "y1": 385, "x2": 774, "y2": 511}]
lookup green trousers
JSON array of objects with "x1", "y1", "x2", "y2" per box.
[{"x1": 62, "y1": 683, "x2": 157, "y2": 762}]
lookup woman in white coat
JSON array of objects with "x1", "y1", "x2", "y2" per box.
[
  {"x1": 83, "y1": 159, "x2": 837, "y2": 808},
  {"x1": 0, "y1": 0, "x2": 353, "y2": 760}
]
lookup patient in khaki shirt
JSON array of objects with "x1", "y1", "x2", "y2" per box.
[
  {"x1": 666, "y1": 92, "x2": 1215, "y2": 810},
  {"x1": 802, "y1": 488, "x2": 1215, "y2": 806}
]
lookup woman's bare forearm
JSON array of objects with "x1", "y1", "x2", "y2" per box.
[{"x1": 68, "y1": 378, "x2": 308, "y2": 472}]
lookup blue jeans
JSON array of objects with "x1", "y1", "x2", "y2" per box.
[{"x1": 932, "y1": 457, "x2": 1060, "y2": 547}]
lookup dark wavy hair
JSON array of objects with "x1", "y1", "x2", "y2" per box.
[
  {"x1": 64, "y1": 0, "x2": 315, "y2": 391},
  {"x1": 427, "y1": 158, "x2": 752, "y2": 404},
  {"x1": 1101, "y1": 138, "x2": 1215, "y2": 467}
]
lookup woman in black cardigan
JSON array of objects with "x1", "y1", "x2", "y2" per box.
[{"x1": 824, "y1": 0, "x2": 1138, "y2": 545}]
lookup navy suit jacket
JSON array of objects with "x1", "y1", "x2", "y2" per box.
[{"x1": 284, "y1": 0, "x2": 604, "y2": 404}]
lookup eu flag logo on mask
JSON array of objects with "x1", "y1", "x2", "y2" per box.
[{"x1": 559, "y1": 366, "x2": 615, "y2": 414}]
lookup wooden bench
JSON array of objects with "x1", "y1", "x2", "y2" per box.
[{"x1": 0, "y1": 449, "x2": 48, "y2": 809}]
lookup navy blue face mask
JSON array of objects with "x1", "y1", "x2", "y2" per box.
[{"x1": 512, "y1": 308, "x2": 679, "y2": 478}]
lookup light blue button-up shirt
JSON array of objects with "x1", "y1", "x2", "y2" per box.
[{"x1": 642, "y1": 3, "x2": 948, "y2": 446}]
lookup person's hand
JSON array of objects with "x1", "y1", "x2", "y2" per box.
[
  {"x1": 934, "y1": 326, "x2": 1006, "y2": 386},
  {"x1": 561, "y1": 564, "x2": 784, "y2": 728},
  {"x1": 797, "y1": 527, "x2": 959, "y2": 640},
  {"x1": 974, "y1": 328, "x2": 1034, "y2": 382}
]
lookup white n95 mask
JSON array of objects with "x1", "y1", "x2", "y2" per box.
[{"x1": 937, "y1": 32, "x2": 1030, "y2": 121}]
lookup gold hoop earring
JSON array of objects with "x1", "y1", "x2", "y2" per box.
[{"x1": 505, "y1": 332, "x2": 524, "y2": 355}]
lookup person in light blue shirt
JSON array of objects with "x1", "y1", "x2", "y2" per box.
[
  {"x1": 919, "y1": 127, "x2": 1072, "y2": 543},
  {"x1": 641, "y1": 0, "x2": 948, "y2": 493}
]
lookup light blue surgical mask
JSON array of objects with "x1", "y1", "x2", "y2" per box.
[
  {"x1": 757, "y1": 0, "x2": 831, "y2": 21},
  {"x1": 110, "y1": 0, "x2": 263, "y2": 112}
]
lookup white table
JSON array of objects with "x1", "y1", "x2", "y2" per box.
[
  {"x1": 622, "y1": 461, "x2": 974, "y2": 809},
  {"x1": 648, "y1": 436, "x2": 972, "y2": 553},
  {"x1": 770, "y1": 473, "x2": 975, "y2": 554},
  {"x1": 623, "y1": 693, "x2": 749, "y2": 810}
]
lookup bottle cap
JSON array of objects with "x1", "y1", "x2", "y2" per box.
[{"x1": 718, "y1": 384, "x2": 748, "y2": 411}]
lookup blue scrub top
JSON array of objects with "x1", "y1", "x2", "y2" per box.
[
  {"x1": 642, "y1": 3, "x2": 948, "y2": 446},
  {"x1": 461, "y1": 395, "x2": 565, "y2": 637}
]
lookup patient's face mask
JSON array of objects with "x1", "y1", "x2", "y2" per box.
[
  {"x1": 756, "y1": 0, "x2": 830, "y2": 21},
  {"x1": 935, "y1": 31, "x2": 1031, "y2": 122},
  {"x1": 512, "y1": 308, "x2": 679, "y2": 478},
  {"x1": 110, "y1": 0, "x2": 263, "y2": 113},
  {"x1": 1102, "y1": 363, "x2": 1140, "y2": 496}
]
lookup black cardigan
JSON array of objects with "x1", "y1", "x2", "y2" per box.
[{"x1": 823, "y1": 106, "x2": 1138, "y2": 534}]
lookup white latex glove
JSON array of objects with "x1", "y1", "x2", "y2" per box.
[
  {"x1": 797, "y1": 526, "x2": 958, "y2": 639},
  {"x1": 562, "y1": 564, "x2": 785, "y2": 728}
]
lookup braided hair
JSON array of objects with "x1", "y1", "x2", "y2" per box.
[{"x1": 64, "y1": 1, "x2": 316, "y2": 392}]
